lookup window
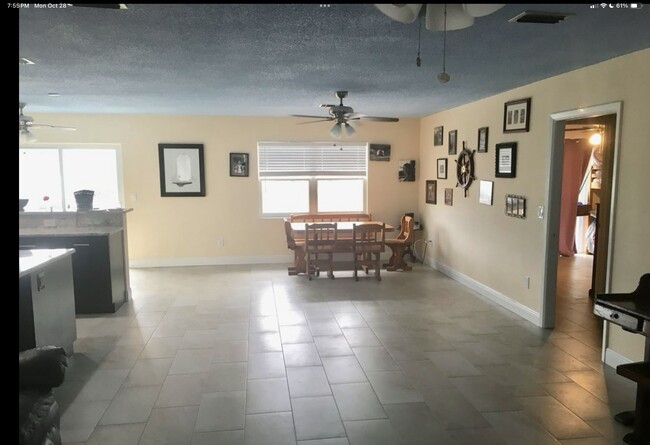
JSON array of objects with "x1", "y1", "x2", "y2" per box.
[
  {"x1": 19, "y1": 145, "x2": 123, "y2": 211},
  {"x1": 258, "y1": 142, "x2": 367, "y2": 217}
]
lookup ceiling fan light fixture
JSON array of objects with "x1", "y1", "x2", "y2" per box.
[
  {"x1": 330, "y1": 123, "x2": 343, "y2": 139},
  {"x1": 343, "y1": 123, "x2": 356, "y2": 137},
  {"x1": 425, "y1": 4, "x2": 474, "y2": 31},
  {"x1": 19, "y1": 129, "x2": 37, "y2": 143},
  {"x1": 374, "y1": 4, "x2": 423, "y2": 24}
]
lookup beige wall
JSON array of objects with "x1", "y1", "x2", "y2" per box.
[
  {"x1": 23, "y1": 114, "x2": 420, "y2": 264},
  {"x1": 24, "y1": 48, "x2": 649, "y2": 362},
  {"x1": 417, "y1": 48, "x2": 650, "y2": 361}
]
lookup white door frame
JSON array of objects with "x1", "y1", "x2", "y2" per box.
[{"x1": 540, "y1": 101, "x2": 622, "y2": 329}]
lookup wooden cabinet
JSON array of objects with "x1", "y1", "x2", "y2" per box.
[{"x1": 19, "y1": 231, "x2": 127, "y2": 314}]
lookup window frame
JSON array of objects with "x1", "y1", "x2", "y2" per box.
[
  {"x1": 19, "y1": 143, "x2": 125, "y2": 211},
  {"x1": 257, "y1": 142, "x2": 368, "y2": 219}
]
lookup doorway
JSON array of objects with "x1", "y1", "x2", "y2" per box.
[{"x1": 541, "y1": 103, "x2": 621, "y2": 340}]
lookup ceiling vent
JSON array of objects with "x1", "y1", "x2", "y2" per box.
[{"x1": 509, "y1": 11, "x2": 573, "y2": 24}]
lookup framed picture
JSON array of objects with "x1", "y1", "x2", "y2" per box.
[
  {"x1": 444, "y1": 188, "x2": 453, "y2": 206},
  {"x1": 426, "y1": 180, "x2": 437, "y2": 204},
  {"x1": 505, "y1": 194, "x2": 526, "y2": 218},
  {"x1": 437, "y1": 158, "x2": 447, "y2": 179},
  {"x1": 230, "y1": 152, "x2": 249, "y2": 177},
  {"x1": 503, "y1": 98, "x2": 531, "y2": 133},
  {"x1": 434, "y1": 126, "x2": 444, "y2": 146},
  {"x1": 369, "y1": 144, "x2": 391, "y2": 161},
  {"x1": 158, "y1": 143, "x2": 205, "y2": 197},
  {"x1": 398, "y1": 160, "x2": 416, "y2": 182},
  {"x1": 495, "y1": 142, "x2": 517, "y2": 178},
  {"x1": 477, "y1": 127, "x2": 489, "y2": 153},
  {"x1": 479, "y1": 180, "x2": 493, "y2": 205},
  {"x1": 448, "y1": 129, "x2": 458, "y2": 155}
]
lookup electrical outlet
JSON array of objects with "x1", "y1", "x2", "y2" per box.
[{"x1": 217, "y1": 237, "x2": 225, "y2": 247}]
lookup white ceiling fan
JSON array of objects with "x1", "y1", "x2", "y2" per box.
[
  {"x1": 374, "y1": 4, "x2": 505, "y2": 31},
  {"x1": 292, "y1": 91, "x2": 399, "y2": 139},
  {"x1": 19, "y1": 102, "x2": 76, "y2": 142}
]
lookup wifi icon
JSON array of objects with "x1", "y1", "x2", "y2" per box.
[{"x1": 600, "y1": 2, "x2": 607, "y2": 7}]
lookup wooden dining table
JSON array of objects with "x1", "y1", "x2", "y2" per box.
[{"x1": 286, "y1": 221, "x2": 394, "y2": 275}]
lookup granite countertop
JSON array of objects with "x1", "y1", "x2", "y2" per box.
[
  {"x1": 20, "y1": 208, "x2": 133, "y2": 215},
  {"x1": 19, "y1": 226, "x2": 124, "y2": 236},
  {"x1": 19, "y1": 248, "x2": 75, "y2": 278}
]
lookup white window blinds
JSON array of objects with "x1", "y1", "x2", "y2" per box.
[{"x1": 258, "y1": 142, "x2": 367, "y2": 177}]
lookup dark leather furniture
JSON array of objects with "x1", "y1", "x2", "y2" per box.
[{"x1": 19, "y1": 346, "x2": 68, "y2": 445}]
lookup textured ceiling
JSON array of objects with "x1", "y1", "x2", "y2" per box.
[{"x1": 18, "y1": 4, "x2": 650, "y2": 119}]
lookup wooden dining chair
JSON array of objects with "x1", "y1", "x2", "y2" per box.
[
  {"x1": 384, "y1": 215, "x2": 415, "y2": 271},
  {"x1": 305, "y1": 223, "x2": 338, "y2": 280},
  {"x1": 352, "y1": 223, "x2": 385, "y2": 281}
]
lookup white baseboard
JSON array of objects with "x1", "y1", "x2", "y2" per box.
[
  {"x1": 604, "y1": 348, "x2": 633, "y2": 369},
  {"x1": 130, "y1": 255, "x2": 293, "y2": 268},
  {"x1": 425, "y1": 258, "x2": 542, "y2": 327}
]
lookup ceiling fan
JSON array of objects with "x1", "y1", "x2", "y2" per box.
[
  {"x1": 19, "y1": 102, "x2": 76, "y2": 142},
  {"x1": 374, "y1": 4, "x2": 505, "y2": 31},
  {"x1": 292, "y1": 91, "x2": 399, "y2": 138}
]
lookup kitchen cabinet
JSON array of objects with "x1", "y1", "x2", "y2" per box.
[{"x1": 19, "y1": 231, "x2": 127, "y2": 314}]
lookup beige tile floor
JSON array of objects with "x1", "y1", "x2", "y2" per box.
[{"x1": 55, "y1": 256, "x2": 637, "y2": 444}]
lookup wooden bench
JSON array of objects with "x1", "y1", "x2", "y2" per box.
[{"x1": 289, "y1": 212, "x2": 372, "y2": 223}]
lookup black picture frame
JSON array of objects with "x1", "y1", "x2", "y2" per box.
[
  {"x1": 158, "y1": 143, "x2": 205, "y2": 197},
  {"x1": 437, "y1": 158, "x2": 447, "y2": 179},
  {"x1": 495, "y1": 142, "x2": 517, "y2": 178},
  {"x1": 426, "y1": 180, "x2": 437, "y2": 204},
  {"x1": 434, "y1": 126, "x2": 444, "y2": 146},
  {"x1": 477, "y1": 127, "x2": 489, "y2": 153},
  {"x1": 503, "y1": 98, "x2": 531, "y2": 133},
  {"x1": 230, "y1": 152, "x2": 249, "y2": 177},
  {"x1": 369, "y1": 144, "x2": 391, "y2": 161},
  {"x1": 448, "y1": 130, "x2": 458, "y2": 155}
]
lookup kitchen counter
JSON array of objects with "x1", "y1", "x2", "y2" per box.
[
  {"x1": 19, "y1": 248, "x2": 77, "y2": 355},
  {"x1": 19, "y1": 226, "x2": 123, "y2": 236},
  {"x1": 19, "y1": 248, "x2": 76, "y2": 278}
]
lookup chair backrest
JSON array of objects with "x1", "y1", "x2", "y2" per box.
[
  {"x1": 305, "y1": 223, "x2": 338, "y2": 252},
  {"x1": 284, "y1": 219, "x2": 298, "y2": 250},
  {"x1": 397, "y1": 215, "x2": 415, "y2": 243},
  {"x1": 352, "y1": 223, "x2": 385, "y2": 253}
]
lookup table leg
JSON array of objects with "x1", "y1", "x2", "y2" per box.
[{"x1": 384, "y1": 243, "x2": 412, "y2": 271}]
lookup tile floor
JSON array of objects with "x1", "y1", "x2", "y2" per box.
[{"x1": 55, "y1": 256, "x2": 638, "y2": 445}]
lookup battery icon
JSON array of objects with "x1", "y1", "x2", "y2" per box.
[{"x1": 631, "y1": 3, "x2": 643, "y2": 8}]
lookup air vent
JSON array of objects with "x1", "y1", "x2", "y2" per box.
[
  {"x1": 509, "y1": 11, "x2": 573, "y2": 24},
  {"x1": 19, "y1": 57, "x2": 35, "y2": 65}
]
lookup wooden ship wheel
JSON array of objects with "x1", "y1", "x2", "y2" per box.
[{"x1": 455, "y1": 141, "x2": 476, "y2": 197}]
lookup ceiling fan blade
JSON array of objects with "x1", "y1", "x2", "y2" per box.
[
  {"x1": 297, "y1": 119, "x2": 335, "y2": 124},
  {"x1": 462, "y1": 4, "x2": 505, "y2": 18},
  {"x1": 29, "y1": 124, "x2": 77, "y2": 131},
  {"x1": 358, "y1": 116, "x2": 399, "y2": 122},
  {"x1": 319, "y1": 104, "x2": 337, "y2": 108},
  {"x1": 291, "y1": 114, "x2": 332, "y2": 119},
  {"x1": 374, "y1": 4, "x2": 423, "y2": 24}
]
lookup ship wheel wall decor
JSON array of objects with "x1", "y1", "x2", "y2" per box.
[{"x1": 455, "y1": 142, "x2": 476, "y2": 197}]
